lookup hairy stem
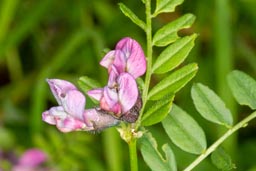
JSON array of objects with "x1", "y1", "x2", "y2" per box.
[{"x1": 184, "y1": 111, "x2": 256, "y2": 171}]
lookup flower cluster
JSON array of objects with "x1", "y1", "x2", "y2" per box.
[{"x1": 42, "y1": 37, "x2": 146, "y2": 132}]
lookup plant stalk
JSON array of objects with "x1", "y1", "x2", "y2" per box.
[
  {"x1": 136, "y1": 0, "x2": 152, "y2": 130},
  {"x1": 129, "y1": 138, "x2": 138, "y2": 171},
  {"x1": 184, "y1": 111, "x2": 256, "y2": 171}
]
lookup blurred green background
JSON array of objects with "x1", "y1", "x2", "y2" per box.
[{"x1": 0, "y1": 0, "x2": 256, "y2": 170}]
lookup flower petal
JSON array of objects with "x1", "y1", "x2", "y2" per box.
[
  {"x1": 100, "y1": 50, "x2": 116, "y2": 69},
  {"x1": 108, "y1": 66, "x2": 119, "y2": 87},
  {"x1": 55, "y1": 115, "x2": 87, "y2": 132},
  {"x1": 118, "y1": 73, "x2": 138, "y2": 113},
  {"x1": 83, "y1": 109, "x2": 99, "y2": 127},
  {"x1": 62, "y1": 90, "x2": 86, "y2": 120},
  {"x1": 42, "y1": 106, "x2": 67, "y2": 125},
  {"x1": 101, "y1": 87, "x2": 121, "y2": 114},
  {"x1": 87, "y1": 88, "x2": 103, "y2": 101},
  {"x1": 47, "y1": 79, "x2": 77, "y2": 105},
  {"x1": 112, "y1": 50, "x2": 126, "y2": 74},
  {"x1": 42, "y1": 110, "x2": 56, "y2": 125},
  {"x1": 116, "y1": 37, "x2": 146, "y2": 78},
  {"x1": 126, "y1": 49, "x2": 146, "y2": 78}
]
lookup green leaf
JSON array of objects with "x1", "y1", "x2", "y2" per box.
[
  {"x1": 191, "y1": 83, "x2": 233, "y2": 127},
  {"x1": 140, "y1": 132, "x2": 177, "y2": 171},
  {"x1": 153, "y1": 0, "x2": 184, "y2": 17},
  {"x1": 148, "y1": 63, "x2": 198, "y2": 100},
  {"x1": 162, "y1": 104, "x2": 207, "y2": 154},
  {"x1": 227, "y1": 70, "x2": 256, "y2": 110},
  {"x1": 211, "y1": 147, "x2": 236, "y2": 171},
  {"x1": 153, "y1": 14, "x2": 196, "y2": 47},
  {"x1": 119, "y1": 3, "x2": 146, "y2": 31},
  {"x1": 142, "y1": 94, "x2": 174, "y2": 126},
  {"x1": 152, "y1": 34, "x2": 197, "y2": 74},
  {"x1": 78, "y1": 76, "x2": 101, "y2": 94}
]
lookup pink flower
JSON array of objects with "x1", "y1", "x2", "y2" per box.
[
  {"x1": 42, "y1": 79, "x2": 120, "y2": 132},
  {"x1": 18, "y1": 149, "x2": 47, "y2": 167},
  {"x1": 88, "y1": 66, "x2": 139, "y2": 121},
  {"x1": 12, "y1": 149, "x2": 47, "y2": 171},
  {"x1": 42, "y1": 79, "x2": 89, "y2": 132},
  {"x1": 100, "y1": 37, "x2": 146, "y2": 79}
]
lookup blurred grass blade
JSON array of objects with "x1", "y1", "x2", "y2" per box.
[
  {"x1": 148, "y1": 63, "x2": 198, "y2": 100},
  {"x1": 119, "y1": 3, "x2": 146, "y2": 31},
  {"x1": 152, "y1": 34, "x2": 197, "y2": 74},
  {"x1": 211, "y1": 147, "x2": 235, "y2": 171},
  {"x1": 162, "y1": 104, "x2": 207, "y2": 154},
  {"x1": 191, "y1": 83, "x2": 233, "y2": 127},
  {"x1": 227, "y1": 70, "x2": 256, "y2": 110},
  {"x1": 78, "y1": 76, "x2": 101, "y2": 93},
  {"x1": 141, "y1": 94, "x2": 174, "y2": 126},
  {"x1": 30, "y1": 30, "x2": 88, "y2": 136},
  {"x1": 140, "y1": 132, "x2": 177, "y2": 171},
  {"x1": 153, "y1": 14, "x2": 195, "y2": 47},
  {"x1": 102, "y1": 128, "x2": 123, "y2": 171},
  {"x1": 0, "y1": 0, "x2": 19, "y2": 42},
  {"x1": 0, "y1": 0, "x2": 53, "y2": 58},
  {"x1": 153, "y1": 0, "x2": 184, "y2": 17}
]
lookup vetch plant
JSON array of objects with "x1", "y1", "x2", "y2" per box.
[{"x1": 41, "y1": 0, "x2": 256, "y2": 171}]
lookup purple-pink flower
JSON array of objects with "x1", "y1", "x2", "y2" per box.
[
  {"x1": 88, "y1": 37, "x2": 146, "y2": 122},
  {"x1": 100, "y1": 37, "x2": 146, "y2": 79}
]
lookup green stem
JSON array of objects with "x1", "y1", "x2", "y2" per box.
[
  {"x1": 129, "y1": 0, "x2": 153, "y2": 170},
  {"x1": 129, "y1": 138, "x2": 138, "y2": 171},
  {"x1": 184, "y1": 111, "x2": 256, "y2": 171},
  {"x1": 136, "y1": 0, "x2": 152, "y2": 130}
]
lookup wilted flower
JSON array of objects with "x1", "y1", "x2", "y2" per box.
[
  {"x1": 100, "y1": 37, "x2": 146, "y2": 79},
  {"x1": 42, "y1": 79, "x2": 120, "y2": 132}
]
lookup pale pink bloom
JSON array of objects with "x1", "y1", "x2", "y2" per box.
[
  {"x1": 42, "y1": 79, "x2": 89, "y2": 132},
  {"x1": 43, "y1": 79, "x2": 120, "y2": 132},
  {"x1": 100, "y1": 37, "x2": 146, "y2": 79}
]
